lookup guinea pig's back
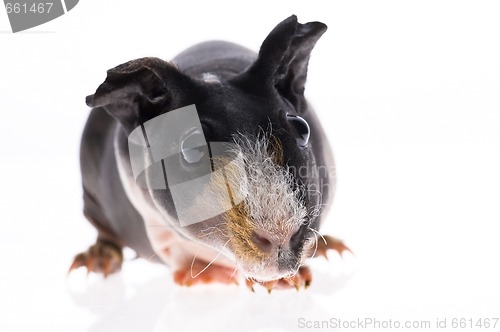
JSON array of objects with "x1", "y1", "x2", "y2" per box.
[{"x1": 172, "y1": 41, "x2": 256, "y2": 79}]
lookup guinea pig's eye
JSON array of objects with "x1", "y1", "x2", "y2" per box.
[
  {"x1": 181, "y1": 128, "x2": 205, "y2": 164},
  {"x1": 286, "y1": 114, "x2": 310, "y2": 147}
]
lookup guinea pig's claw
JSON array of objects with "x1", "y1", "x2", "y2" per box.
[
  {"x1": 300, "y1": 266, "x2": 313, "y2": 288},
  {"x1": 68, "y1": 253, "x2": 87, "y2": 274},
  {"x1": 285, "y1": 266, "x2": 312, "y2": 290},
  {"x1": 263, "y1": 280, "x2": 278, "y2": 294},
  {"x1": 68, "y1": 240, "x2": 123, "y2": 277},
  {"x1": 282, "y1": 277, "x2": 300, "y2": 291},
  {"x1": 245, "y1": 279, "x2": 255, "y2": 292},
  {"x1": 314, "y1": 235, "x2": 352, "y2": 260},
  {"x1": 246, "y1": 266, "x2": 313, "y2": 292}
]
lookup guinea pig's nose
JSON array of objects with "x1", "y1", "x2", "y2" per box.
[{"x1": 251, "y1": 231, "x2": 273, "y2": 252}]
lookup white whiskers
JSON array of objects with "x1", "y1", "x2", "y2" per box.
[{"x1": 190, "y1": 239, "x2": 231, "y2": 279}]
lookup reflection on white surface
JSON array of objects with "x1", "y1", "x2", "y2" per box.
[{"x1": 65, "y1": 257, "x2": 353, "y2": 332}]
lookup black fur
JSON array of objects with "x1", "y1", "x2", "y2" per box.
[{"x1": 81, "y1": 15, "x2": 334, "y2": 265}]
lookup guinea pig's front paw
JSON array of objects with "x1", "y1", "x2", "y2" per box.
[
  {"x1": 311, "y1": 235, "x2": 352, "y2": 260},
  {"x1": 68, "y1": 239, "x2": 123, "y2": 277},
  {"x1": 245, "y1": 266, "x2": 313, "y2": 293},
  {"x1": 172, "y1": 259, "x2": 239, "y2": 287}
]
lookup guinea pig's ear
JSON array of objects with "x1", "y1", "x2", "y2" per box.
[
  {"x1": 232, "y1": 15, "x2": 327, "y2": 111},
  {"x1": 86, "y1": 57, "x2": 196, "y2": 132}
]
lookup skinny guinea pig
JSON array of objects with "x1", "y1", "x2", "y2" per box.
[{"x1": 70, "y1": 15, "x2": 350, "y2": 291}]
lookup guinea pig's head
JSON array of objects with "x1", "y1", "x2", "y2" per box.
[{"x1": 86, "y1": 16, "x2": 331, "y2": 282}]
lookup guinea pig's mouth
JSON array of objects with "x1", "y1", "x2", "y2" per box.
[{"x1": 239, "y1": 264, "x2": 299, "y2": 283}]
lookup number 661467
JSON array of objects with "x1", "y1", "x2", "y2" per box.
[{"x1": 5, "y1": 2, "x2": 53, "y2": 14}]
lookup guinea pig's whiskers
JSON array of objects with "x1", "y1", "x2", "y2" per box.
[
  {"x1": 200, "y1": 226, "x2": 225, "y2": 235},
  {"x1": 197, "y1": 229, "x2": 225, "y2": 239},
  {"x1": 308, "y1": 206, "x2": 321, "y2": 219},
  {"x1": 309, "y1": 227, "x2": 327, "y2": 245},
  {"x1": 148, "y1": 251, "x2": 158, "y2": 262},
  {"x1": 288, "y1": 276, "x2": 300, "y2": 289},
  {"x1": 229, "y1": 265, "x2": 239, "y2": 281},
  {"x1": 190, "y1": 239, "x2": 231, "y2": 279},
  {"x1": 308, "y1": 227, "x2": 319, "y2": 258},
  {"x1": 197, "y1": 232, "x2": 214, "y2": 239},
  {"x1": 190, "y1": 253, "x2": 197, "y2": 277},
  {"x1": 229, "y1": 132, "x2": 308, "y2": 238},
  {"x1": 308, "y1": 227, "x2": 328, "y2": 259}
]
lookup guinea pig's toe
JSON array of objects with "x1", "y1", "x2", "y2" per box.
[
  {"x1": 262, "y1": 280, "x2": 279, "y2": 293},
  {"x1": 247, "y1": 266, "x2": 313, "y2": 292},
  {"x1": 68, "y1": 253, "x2": 87, "y2": 274},
  {"x1": 281, "y1": 266, "x2": 312, "y2": 290},
  {"x1": 313, "y1": 235, "x2": 352, "y2": 260},
  {"x1": 68, "y1": 239, "x2": 123, "y2": 277},
  {"x1": 173, "y1": 260, "x2": 239, "y2": 287},
  {"x1": 298, "y1": 266, "x2": 313, "y2": 288},
  {"x1": 245, "y1": 279, "x2": 256, "y2": 292},
  {"x1": 246, "y1": 279, "x2": 286, "y2": 293}
]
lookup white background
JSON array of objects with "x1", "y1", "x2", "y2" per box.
[{"x1": 1, "y1": 1, "x2": 499, "y2": 331}]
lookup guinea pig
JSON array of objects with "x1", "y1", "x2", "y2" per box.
[{"x1": 70, "y1": 15, "x2": 350, "y2": 291}]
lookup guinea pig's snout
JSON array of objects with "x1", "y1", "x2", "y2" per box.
[
  {"x1": 237, "y1": 227, "x2": 303, "y2": 281},
  {"x1": 220, "y1": 133, "x2": 311, "y2": 281},
  {"x1": 251, "y1": 231, "x2": 273, "y2": 252}
]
